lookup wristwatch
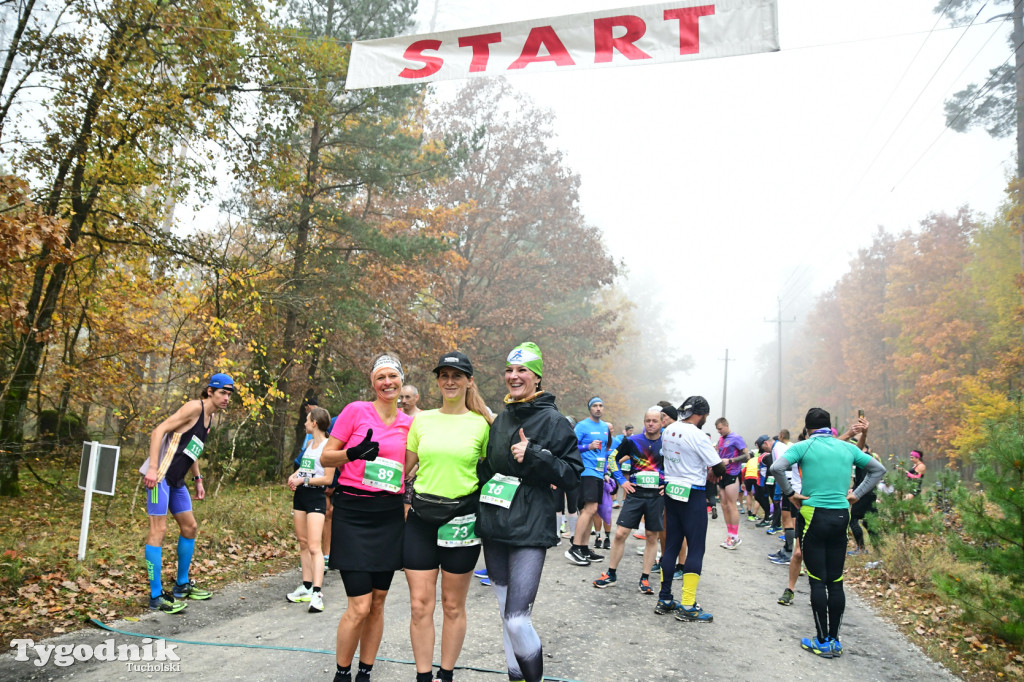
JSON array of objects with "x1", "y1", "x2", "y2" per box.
[{"x1": 193, "y1": 475, "x2": 203, "y2": 481}]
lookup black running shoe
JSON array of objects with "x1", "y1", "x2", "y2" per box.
[
  {"x1": 654, "y1": 599, "x2": 678, "y2": 615},
  {"x1": 564, "y1": 546, "x2": 591, "y2": 566}
]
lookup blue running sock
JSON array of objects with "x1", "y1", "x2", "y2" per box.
[
  {"x1": 176, "y1": 536, "x2": 195, "y2": 586},
  {"x1": 145, "y1": 545, "x2": 163, "y2": 598}
]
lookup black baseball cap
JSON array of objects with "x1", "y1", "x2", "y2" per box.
[
  {"x1": 660, "y1": 404, "x2": 679, "y2": 421},
  {"x1": 679, "y1": 396, "x2": 710, "y2": 419},
  {"x1": 755, "y1": 434, "x2": 772, "y2": 448},
  {"x1": 433, "y1": 351, "x2": 474, "y2": 377}
]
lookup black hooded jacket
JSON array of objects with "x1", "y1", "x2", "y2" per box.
[{"x1": 476, "y1": 392, "x2": 583, "y2": 548}]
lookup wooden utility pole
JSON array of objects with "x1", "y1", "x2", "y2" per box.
[
  {"x1": 719, "y1": 349, "x2": 733, "y2": 417},
  {"x1": 765, "y1": 298, "x2": 796, "y2": 431}
]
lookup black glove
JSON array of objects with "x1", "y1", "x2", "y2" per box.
[{"x1": 347, "y1": 429, "x2": 379, "y2": 461}]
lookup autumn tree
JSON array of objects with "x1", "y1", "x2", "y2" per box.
[
  {"x1": 884, "y1": 210, "x2": 983, "y2": 458},
  {"x1": 949, "y1": 199, "x2": 1024, "y2": 457},
  {"x1": 784, "y1": 205, "x2": 1023, "y2": 464},
  {"x1": 420, "y1": 78, "x2": 621, "y2": 409},
  {"x1": 935, "y1": 1, "x2": 1024, "y2": 362},
  {"x1": 0, "y1": 0, "x2": 262, "y2": 495}
]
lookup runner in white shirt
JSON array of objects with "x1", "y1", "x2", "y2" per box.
[{"x1": 653, "y1": 396, "x2": 727, "y2": 623}]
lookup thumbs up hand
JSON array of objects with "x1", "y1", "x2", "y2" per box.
[
  {"x1": 511, "y1": 428, "x2": 529, "y2": 463},
  {"x1": 346, "y1": 429, "x2": 380, "y2": 461}
]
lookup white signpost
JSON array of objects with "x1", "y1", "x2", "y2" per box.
[{"x1": 78, "y1": 441, "x2": 120, "y2": 561}]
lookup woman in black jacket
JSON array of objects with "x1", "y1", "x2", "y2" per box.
[{"x1": 476, "y1": 342, "x2": 582, "y2": 682}]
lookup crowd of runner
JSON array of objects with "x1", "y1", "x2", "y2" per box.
[{"x1": 141, "y1": 348, "x2": 917, "y2": 682}]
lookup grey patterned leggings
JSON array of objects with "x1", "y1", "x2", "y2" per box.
[{"x1": 482, "y1": 542, "x2": 546, "y2": 682}]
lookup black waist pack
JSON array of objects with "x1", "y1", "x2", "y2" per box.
[{"x1": 411, "y1": 491, "x2": 478, "y2": 526}]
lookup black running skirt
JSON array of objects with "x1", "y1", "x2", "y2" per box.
[{"x1": 328, "y1": 491, "x2": 404, "y2": 572}]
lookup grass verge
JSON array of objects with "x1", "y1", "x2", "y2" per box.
[{"x1": 0, "y1": 466, "x2": 296, "y2": 649}]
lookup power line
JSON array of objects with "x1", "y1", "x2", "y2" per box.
[
  {"x1": 859, "y1": 0, "x2": 957, "y2": 138},
  {"x1": 779, "y1": 265, "x2": 813, "y2": 308},
  {"x1": 938, "y1": 13, "x2": 1009, "y2": 101},
  {"x1": 783, "y1": 20, "x2": 994, "y2": 53},
  {"x1": 890, "y1": 47, "x2": 1019, "y2": 192},
  {"x1": 851, "y1": 2, "x2": 992, "y2": 196}
]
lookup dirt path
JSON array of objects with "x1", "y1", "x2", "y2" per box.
[{"x1": 1, "y1": 510, "x2": 956, "y2": 681}]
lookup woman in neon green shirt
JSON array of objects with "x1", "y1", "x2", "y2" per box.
[{"x1": 404, "y1": 351, "x2": 492, "y2": 682}]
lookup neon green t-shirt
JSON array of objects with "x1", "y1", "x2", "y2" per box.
[{"x1": 407, "y1": 410, "x2": 490, "y2": 499}]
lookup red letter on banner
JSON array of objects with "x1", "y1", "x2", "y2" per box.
[
  {"x1": 458, "y1": 32, "x2": 502, "y2": 72},
  {"x1": 508, "y1": 26, "x2": 576, "y2": 69},
  {"x1": 399, "y1": 39, "x2": 444, "y2": 79},
  {"x1": 594, "y1": 15, "x2": 651, "y2": 63},
  {"x1": 664, "y1": 5, "x2": 716, "y2": 55}
]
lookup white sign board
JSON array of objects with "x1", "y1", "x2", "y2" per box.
[
  {"x1": 78, "y1": 442, "x2": 120, "y2": 496},
  {"x1": 78, "y1": 441, "x2": 120, "y2": 560}
]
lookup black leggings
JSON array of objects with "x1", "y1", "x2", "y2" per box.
[
  {"x1": 849, "y1": 493, "x2": 876, "y2": 548},
  {"x1": 801, "y1": 506, "x2": 850, "y2": 641},
  {"x1": 403, "y1": 510, "x2": 481, "y2": 573},
  {"x1": 658, "y1": 488, "x2": 708, "y2": 602},
  {"x1": 756, "y1": 484, "x2": 774, "y2": 522},
  {"x1": 338, "y1": 570, "x2": 394, "y2": 597},
  {"x1": 483, "y1": 542, "x2": 546, "y2": 682}
]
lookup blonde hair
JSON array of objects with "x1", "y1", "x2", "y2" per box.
[{"x1": 466, "y1": 381, "x2": 494, "y2": 425}]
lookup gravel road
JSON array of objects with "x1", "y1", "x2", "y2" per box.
[{"x1": 1, "y1": 509, "x2": 957, "y2": 681}]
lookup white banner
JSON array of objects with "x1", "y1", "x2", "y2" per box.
[{"x1": 347, "y1": 0, "x2": 778, "y2": 90}]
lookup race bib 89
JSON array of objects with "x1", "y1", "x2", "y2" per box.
[{"x1": 361, "y1": 458, "x2": 402, "y2": 492}]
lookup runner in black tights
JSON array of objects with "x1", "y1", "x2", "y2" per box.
[
  {"x1": 771, "y1": 408, "x2": 885, "y2": 658},
  {"x1": 476, "y1": 343, "x2": 582, "y2": 682}
]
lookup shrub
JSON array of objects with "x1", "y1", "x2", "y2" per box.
[{"x1": 870, "y1": 462, "x2": 944, "y2": 580}]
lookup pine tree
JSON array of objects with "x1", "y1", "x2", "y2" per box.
[{"x1": 936, "y1": 406, "x2": 1024, "y2": 643}]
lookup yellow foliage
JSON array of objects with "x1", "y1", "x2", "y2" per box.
[{"x1": 950, "y1": 374, "x2": 1016, "y2": 458}]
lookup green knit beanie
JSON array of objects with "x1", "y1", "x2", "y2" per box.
[{"x1": 506, "y1": 342, "x2": 543, "y2": 377}]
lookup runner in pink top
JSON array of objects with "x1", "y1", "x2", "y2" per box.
[
  {"x1": 331, "y1": 401, "x2": 411, "y2": 494},
  {"x1": 321, "y1": 353, "x2": 411, "y2": 682}
]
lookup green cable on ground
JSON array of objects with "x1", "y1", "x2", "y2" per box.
[{"x1": 88, "y1": 618, "x2": 584, "y2": 682}]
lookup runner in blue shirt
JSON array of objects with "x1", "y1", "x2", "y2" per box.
[{"x1": 566, "y1": 397, "x2": 610, "y2": 565}]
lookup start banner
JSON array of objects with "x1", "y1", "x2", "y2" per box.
[{"x1": 346, "y1": 0, "x2": 779, "y2": 90}]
